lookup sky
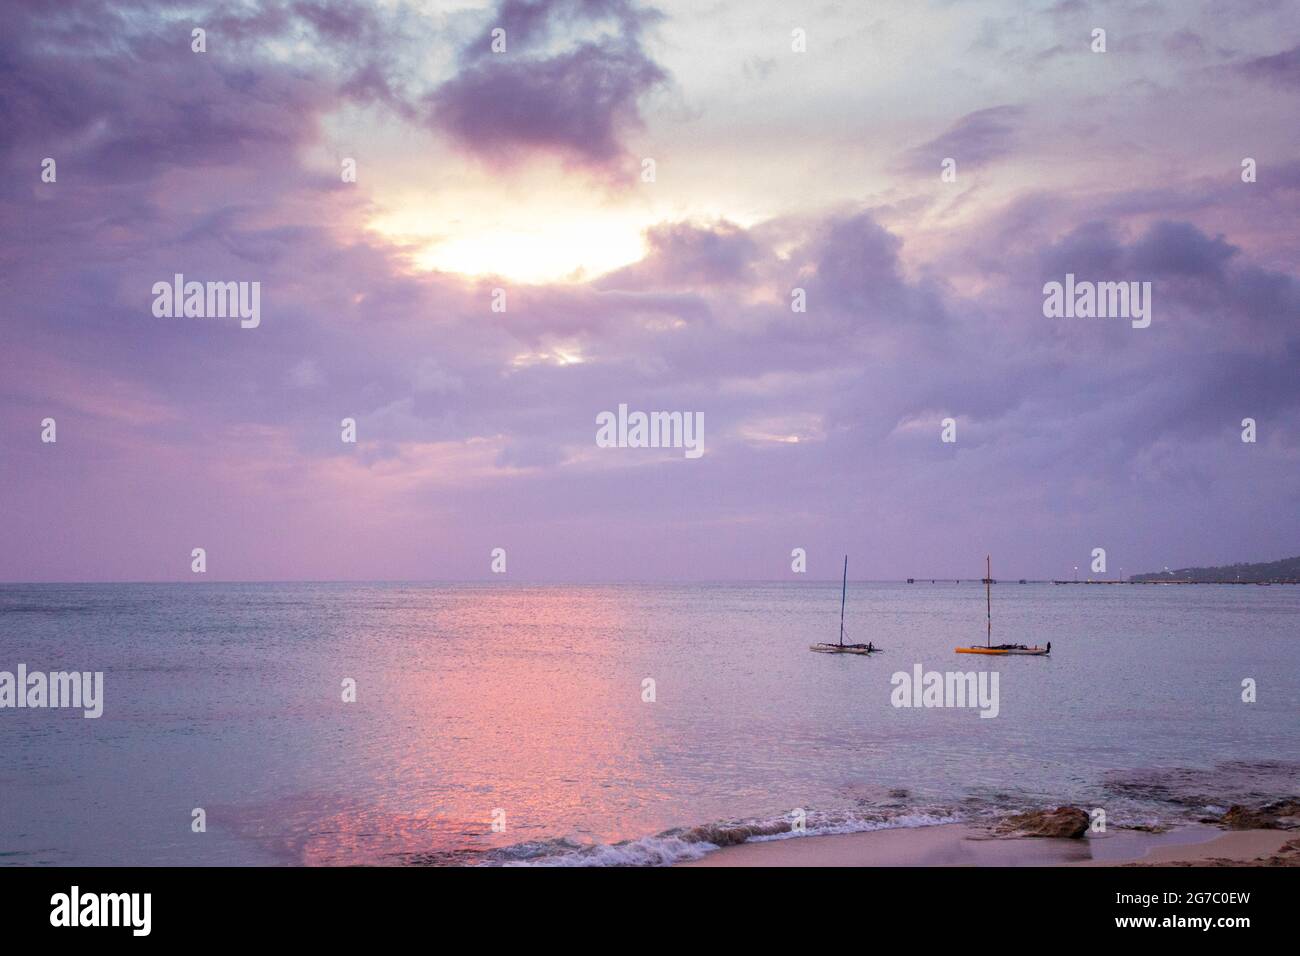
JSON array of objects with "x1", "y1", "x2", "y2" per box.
[{"x1": 1, "y1": 0, "x2": 1298, "y2": 582}]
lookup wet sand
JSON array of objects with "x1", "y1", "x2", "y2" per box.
[{"x1": 678, "y1": 823, "x2": 1295, "y2": 867}]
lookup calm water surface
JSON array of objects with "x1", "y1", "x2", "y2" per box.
[{"x1": 1, "y1": 582, "x2": 1297, "y2": 865}]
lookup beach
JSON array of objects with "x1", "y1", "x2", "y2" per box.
[{"x1": 680, "y1": 824, "x2": 1298, "y2": 868}]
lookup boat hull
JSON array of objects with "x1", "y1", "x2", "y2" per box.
[
  {"x1": 954, "y1": 647, "x2": 1049, "y2": 655},
  {"x1": 809, "y1": 644, "x2": 875, "y2": 655}
]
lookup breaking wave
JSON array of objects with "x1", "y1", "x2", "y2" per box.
[
  {"x1": 480, "y1": 760, "x2": 1300, "y2": 867},
  {"x1": 486, "y1": 805, "x2": 967, "y2": 867}
]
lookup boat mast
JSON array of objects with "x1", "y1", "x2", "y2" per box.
[
  {"x1": 985, "y1": 554, "x2": 991, "y2": 648},
  {"x1": 840, "y1": 555, "x2": 848, "y2": 647}
]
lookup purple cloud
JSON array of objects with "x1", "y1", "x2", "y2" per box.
[
  {"x1": 0, "y1": 1, "x2": 1297, "y2": 582},
  {"x1": 902, "y1": 106, "x2": 1024, "y2": 174},
  {"x1": 599, "y1": 221, "x2": 761, "y2": 289},
  {"x1": 1235, "y1": 43, "x2": 1300, "y2": 88},
  {"x1": 426, "y1": 0, "x2": 667, "y2": 172}
]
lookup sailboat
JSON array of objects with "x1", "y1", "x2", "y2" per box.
[
  {"x1": 955, "y1": 556, "x2": 1049, "y2": 656},
  {"x1": 809, "y1": 556, "x2": 880, "y2": 655}
]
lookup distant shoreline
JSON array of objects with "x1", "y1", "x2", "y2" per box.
[{"x1": 1127, "y1": 553, "x2": 1300, "y2": 584}]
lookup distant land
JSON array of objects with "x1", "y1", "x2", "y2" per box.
[{"x1": 1129, "y1": 555, "x2": 1300, "y2": 584}]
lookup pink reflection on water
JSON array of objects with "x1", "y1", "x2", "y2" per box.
[{"x1": 232, "y1": 585, "x2": 672, "y2": 864}]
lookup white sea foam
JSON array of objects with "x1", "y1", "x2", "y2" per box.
[
  {"x1": 503, "y1": 835, "x2": 719, "y2": 867},
  {"x1": 747, "y1": 809, "x2": 965, "y2": 843},
  {"x1": 494, "y1": 807, "x2": 969, "y2": 867}
]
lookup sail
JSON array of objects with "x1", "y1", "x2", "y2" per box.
[{"x1": 839, "y1": 555, "x2": 847, "y2": 646}]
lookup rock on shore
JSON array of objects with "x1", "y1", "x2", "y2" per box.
[
  {"x1": 994, "y1": 806, "x2": 1090, "y2": 838},
  {"x1": 1214, "y1": 799, "x2": 1300, "y2": 830}
]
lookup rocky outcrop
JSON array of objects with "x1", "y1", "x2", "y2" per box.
[
  {"x1": 994, "y1": 806, "x2": 1090, "y2": 839},
  {"x1": 1216, "y1": 800, "x2": 1300, "y2": 830}
]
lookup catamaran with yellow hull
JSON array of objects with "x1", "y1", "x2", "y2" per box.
[
  {"x1": 954, "y1": 556, "x2": 1050, "y2": 657},
  {"x1": 956, "y1": 645, "x2": 1049, "y2": 656}
]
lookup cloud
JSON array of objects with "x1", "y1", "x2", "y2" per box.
[
  {"x1": 1234, "y1": 43, "x2": 1300, "y2": 88},
  {"x1": 1, "y1": 1, "x2": 1297, "y2": 581},
  {"x1": 901, "y1": 105, "x2": 1024, "y2": 174},
  {"x1": 598, "y1": 221, "x2": 761, "y2": 289},
  {"x1": 0, "y1": 0, "x2": 421, "y2": 188},
  {"x1": 425, "y1": 0, "x2": 668, "y2": 172}
]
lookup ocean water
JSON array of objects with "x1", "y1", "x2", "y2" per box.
[{"x1": 1, "y1": 581, "x2": 1297, "y2": 866}]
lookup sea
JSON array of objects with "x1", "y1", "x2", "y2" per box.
[{"x1": 1, "y1": 581, "x2": 1297, "y2": 865}]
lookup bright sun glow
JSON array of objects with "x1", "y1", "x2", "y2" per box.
[
  {"x1": 369, "y1": 205, "x2": 652, "y2": 284},
  {"x1": 414, "y1": 224, "x2": 646, "y2": 283}
]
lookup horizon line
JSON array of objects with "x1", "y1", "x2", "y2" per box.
[{"x1": 0, "y1": 576, "x2": 1178, "y2": 586}]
